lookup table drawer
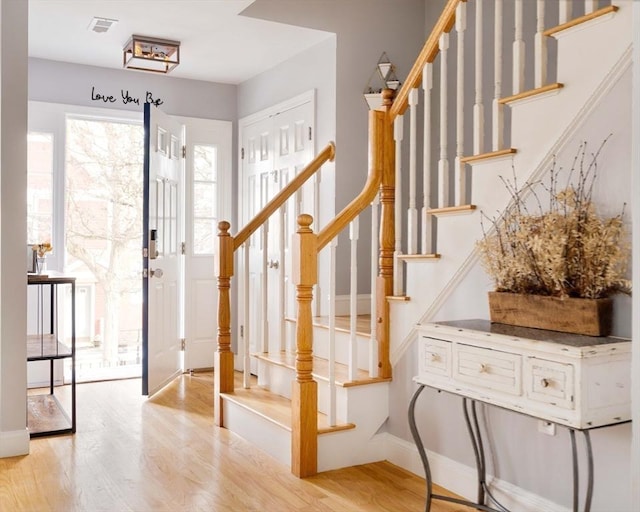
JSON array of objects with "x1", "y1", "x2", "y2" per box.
[
  {"x1": 525, "y1": 357, "x2": 575, "y2": 410},
  {"x1": 454, "y1": 344, "x2": 522, "y2": 395},
  {"x1": 419, "y1": 337, "x2": 452, "y2": 377}
]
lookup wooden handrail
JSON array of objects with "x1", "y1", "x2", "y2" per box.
[
  {"x1": 389, "y1": 0, "x2": 462, "y2": 122},
  {"x1": 233, "y1": 142, "x2": 336, "y2": 250},
  {"x1": 317, "y1": 114, "x2": 384, "y2": 251}
]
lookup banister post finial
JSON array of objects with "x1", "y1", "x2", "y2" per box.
[{"x1": 382, "y1": 88, "x2": 395, "y2": 109}]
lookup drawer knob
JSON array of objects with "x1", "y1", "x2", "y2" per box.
[
  {"x1": 540, "y1": 378, "x2": 550, "y2": 388},
  {"x1": 478, "y1": 363, "x2": 488, "y2": 373},
  {"x1": 430, "y1": 353, "x2": 440, "y2": 362}
]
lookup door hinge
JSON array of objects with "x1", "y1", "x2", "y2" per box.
[
  {"x1": 241, "y1": 147, "x2": 245, "y2": 160},
  {"x1": 308, "y1": 127, "x2": 312, "y2": 141},
  {"x1": 181, "y1": 241, "x2": 186, "y2": 255},
  {"x1": 182, "y1": 145, "x2": 186, "y2": 159},
  {"x1": 181, "y1": 338, "x2": 186, "y2": 351},
  {"x1": 240, "y1": 325, "x2": 244, "y2": 338}
]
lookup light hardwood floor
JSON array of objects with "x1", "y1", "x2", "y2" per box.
[{"x1": 1, "y1": 373, "x2": 473, "y2": 511}]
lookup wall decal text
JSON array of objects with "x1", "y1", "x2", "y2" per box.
[{"x1": 91, "y1": 86, "x2": 164, "y2": 107}]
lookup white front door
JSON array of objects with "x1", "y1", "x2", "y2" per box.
[
  {"x1": 239, "y1": 93, "x2": 315, "y2": 362},
  {"x1": 142, "y1": 104, "x2": 183, "y2": 396},
  {"x1": 180, "y1": 117, "x2": 232, "y2": 371}
]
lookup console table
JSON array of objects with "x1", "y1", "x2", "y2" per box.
[
  {"x1": 411, "y1": 320, "x2": 631, "y2": 512},
  {"x1": 27, "y1": 273, "x2": 76, "y2": 437}
]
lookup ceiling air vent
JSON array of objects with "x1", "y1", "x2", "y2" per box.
[{"x1": 88, "y1": 17, "x2": 118, "y2": 34}]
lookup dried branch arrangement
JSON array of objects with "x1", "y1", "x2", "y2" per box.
[{"x1": 477, "y1": 139, "x2": 631, "y2": 299}]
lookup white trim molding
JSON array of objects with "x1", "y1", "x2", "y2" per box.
[{"x1": 0, "y1": 429, "x2": 30, "y2": 458}]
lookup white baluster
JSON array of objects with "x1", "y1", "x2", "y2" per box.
[
  {"x1": 243, "y1": 243, "x2": 251, "y2": 389},
  {"x1": 473, "y1": 0, "x2": 484, "y2": 156},
  {"x1": 369, "y1": 195, "x2": 379, "y2": 378},
  {"x1": 408, "y1": 88, "x2": 419, "y2": 253},
  {"x1": 493, "y1": 0, "x2": 504, "y2": 151},
  {"x1": 349, "y1": 218, "x2": 359, "y2": 382},
  {"x1": 456, "y1": 1, "x2": 467, "y2": 206},
  {"x1": 584, "y1": 0, "x2": 597, "y2": 15},
  {"x1": 438, "y1": 32, "x2": 450, "y2": 208},
  {"x1": 513, "y1": 0, "x2": 525, "y2": 95},
  {"x1": 278, "y1": 206, "x2": 286, "y2": 352},
  {"x1": 261, "y1": 226, "x2": 268, "y2": 353},
  {"x1": 393, "y1": 114, "x2": 404, "y2": 296},
  {"x1": 328, "y1": 238, "x2": 337, "y2": 426},
  {"x1": 422, "y1": 63, "x2": 433, "y2": 254},
  {"x1": 535, "y1": 0, "x2": 547, "y2": 88},
  {"x1": 559, "y1": 0, "x2": 572, "y2": 24}
]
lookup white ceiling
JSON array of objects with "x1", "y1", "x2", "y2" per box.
[{"x1": 29, "y1": 0, "x2": 332, "y2": 84}]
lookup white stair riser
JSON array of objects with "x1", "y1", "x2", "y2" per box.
[
  {"x1": 284, "y1": 322, "x2": 372, "y2": 371},
  {"x1": 221, "y1": 398, "x2": 291, "y2": 467}
]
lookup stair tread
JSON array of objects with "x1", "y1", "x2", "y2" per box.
[
  {"x1": 543, "y1": 5, "x2": 618, "y2": 38},
  {"x1": 460, "y1": 148, "x2": 517, "y2": 163},
  {"x1": 221, "y1": 385, "x2": 356, "y2": 435},
  {"x1": 499, "y1": 83, "x2": 564, "y2": 105},
  {"x1": 397, "y1": 253, "x2": 441, "y2": 260},
  {"x1": 286, "y1": 314, "x2": 372, "y2": 337},
  {"x1": 255, "y1": 352, "x2": 390, "y2": 388},
  {"x1": 427, "y1": 204, "x2": 477, "y2": 215}
]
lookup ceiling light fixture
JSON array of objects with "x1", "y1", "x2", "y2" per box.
[
  {"x1": 123, "y1": 35, "x2": 180, "y2": 74},
  {"x1": 88, "y1": 17, "x2": 118, "y2": 34}
]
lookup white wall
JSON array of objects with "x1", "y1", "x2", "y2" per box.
[
  {"x1": 0, "y1": 0, "x2": 29, "y2": 457},
  {"x1": 29, "y1": 58, "x2": 237, "y2": 121},
  {"x1": 241, "y1": 0, "x2": 426, "y2": 293}
]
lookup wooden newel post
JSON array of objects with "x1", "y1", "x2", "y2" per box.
[
  {"x1": 375, "y1": 93, "x2": 395, "y2": 380},
  {"x1": 291, "y1": 213, "x2": 318, "y2": 478},
  {"x1": 214, "y1": 220, "x2": 235, "y2": 427}
]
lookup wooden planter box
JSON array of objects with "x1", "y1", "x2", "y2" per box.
[{"x1": 488, "y1": 292, "x2": 613, "y2": 337}]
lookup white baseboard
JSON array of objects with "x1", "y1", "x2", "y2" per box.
[
  {"x1": 382, "y1": 432, "x2": 570, "y2": 512},
  {"x1": 334, "y1": 294, "x2": 371, "y2": 316},
  {"x1": 0, "y1": 429, "x2": 30, "y2": 458}
]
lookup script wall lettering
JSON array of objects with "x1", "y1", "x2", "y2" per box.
[{"x1": 91, "y1": 86, "x2": 164, "y2": 107}]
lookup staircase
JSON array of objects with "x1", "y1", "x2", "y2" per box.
[{"x1": 213, "y1": 0, "x2": 632, "y2": 482}]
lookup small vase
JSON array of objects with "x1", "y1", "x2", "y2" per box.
[{"x1": 36, "y1": 257, "x2": 46, "y2": 274}]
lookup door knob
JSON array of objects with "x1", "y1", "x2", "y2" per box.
[
  {"x1": 150, "y1": 268, "x2": 163, "y2": 278},
  {"x1": 268, "y1": 259, "x2": 279, "y2": 269}
]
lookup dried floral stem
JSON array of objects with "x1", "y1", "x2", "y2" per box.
[{"x1": 477, "y1": 139, "x2": 630, "y2": 299}]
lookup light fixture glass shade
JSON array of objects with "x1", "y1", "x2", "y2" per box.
[{"x1": 123, "y1": 35, "x2": 180, "y2": 74}]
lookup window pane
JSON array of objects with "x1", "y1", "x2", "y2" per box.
[
  {"x1": 194, "y1": 145, "x2": 217, "y2": 181},
  {"x1": 194, "y1": 182, "x2": 217, "y2": 218},
  {"x1": 193, "y1": 219, "x2": 216, "y2": 255},
  {"x1": 27, "y1": 132, "x2": 54, "y2": 245}
]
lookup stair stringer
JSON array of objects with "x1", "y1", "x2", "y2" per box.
[{"x1": 390, "y1": 10, "x2": 633, "y2": 366}]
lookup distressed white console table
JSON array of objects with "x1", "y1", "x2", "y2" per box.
[{"x1": 410, "y1": 320, "x2": 631, "y2": 512}]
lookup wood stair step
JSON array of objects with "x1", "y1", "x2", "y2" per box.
[
  {"x1": 397, "y1": 253, "x2": 441, "y2": 261},
  {"x1": 460, "y1": 148, "x2": 517, "y2": 164},
  {"x1": 499, "y1": 83, "x2": 564, "y2": 105},
  {"x1": 221, "y1": 384, "x2": 355, "y2": 435},
  {"x1": 387, "y1": 295, "x2": 411, "y2": 302},
  {"x1": 254, "y1": 352, "x2": 391, "y2": 388},
  {"x1": 427, "y1": 204, "x2": 477, "y2": 216},
  {"x1": 543, "y1": 5, "x2": 619, "y2": 38}
]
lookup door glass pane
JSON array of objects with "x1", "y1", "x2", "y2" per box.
[
  {"x1": 65, "y1": 117, "x2": 144, "y2": 381},
  {"x1": 27, "y1": 132, "x2": 54, "y2": 246},
  {"x1": 192, "y1": 144, "x2": 217, "y2": 255}
]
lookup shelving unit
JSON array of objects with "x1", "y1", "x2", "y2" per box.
[{"x1": 27, "y1": 273, "x2": 76, "y2": 437}]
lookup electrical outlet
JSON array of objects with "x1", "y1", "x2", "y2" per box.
[{"x1": 538, "y1": 420, "x2": 556, "y2": 436}]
